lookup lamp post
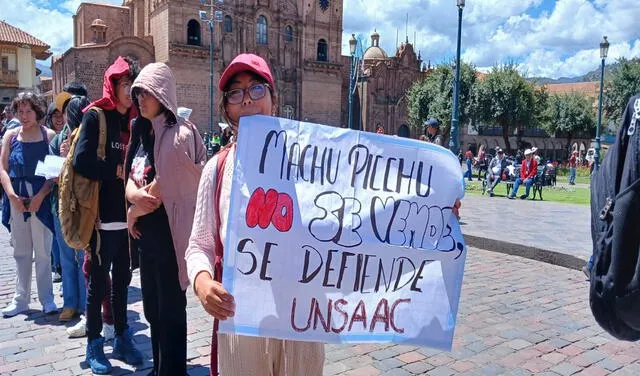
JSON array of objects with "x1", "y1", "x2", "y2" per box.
[
  {"x1": 199, "y1": 0, "x2": 224, "y2": 137},
  {"x1": 595, "y1": 35, "x2": 609, "y2": 171},
  {"x1": 348, "y1": 34, "x2": 357, "y2": 130},
  {"x1": 450, "y1": 0, "x2": 465, "y2": 155}
]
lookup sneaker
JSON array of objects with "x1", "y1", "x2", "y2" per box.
[
  {"x1": 59, "y1": 308, "x2": 77, "y2": 322},
  {"x1": 519, "y1": 194, "x2": 528, "y2": 200},
  {"x1": 43, "y1": 302, "x2": 58, "y2": 314},
  {"x1": 2, "y1": 302, "x2": 29, "y2": 318},
  {"x1": 67, "y1": 315, "x2": 87, "y2": 338},
  {"x1": 489, "y1": 191, "x2": 495, "y2": 197},
  {"x1": 113, "y1": 328, "x2": 144, "y2": 365},
  {"x1": 507, "y1": 195, "x2": 515, "y2": 200},
  {"x1": 102, "y1": 323, "x2": 115, "y2": 341},
  {"x1": 582, "y1": 265, "x2": 591, "y2": 280},
  {"x1": 86, "y1": 336, "x2": 112, "y2": 375}
]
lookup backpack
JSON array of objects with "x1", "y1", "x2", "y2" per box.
[
  {"x1": 58, "y1": 107, "x2": 107, "y2": 250},
  {"x1": 589, "y1": 95, "x2": 640, "y2": 341}
]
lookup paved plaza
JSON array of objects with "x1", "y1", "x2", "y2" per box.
[{"x1": 1, "y1": 198, "x2": 639, "y2": 375}]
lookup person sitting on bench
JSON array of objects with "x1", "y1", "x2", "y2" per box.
[
  {"x1": 486, "y1": 149, "x2": 507, "y2": 197},
  {"x1": 509, "y1": 148, "x2": 538, "y2": 200}
]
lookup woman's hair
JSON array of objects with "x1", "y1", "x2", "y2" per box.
[
  {"x1": 65, "y1": 96, "x2": 91, "y2": 131},
  {"x1": 218, "y1": 71, "x2": 278, "y2": 127},
  {"x1": 111, "y1": 56, "x2": 141, "y2": 88},
  {"x1": 479, "y1": 144, "x2": 485, "y2": 153},
  {"x1": 11, "y1": 92, "x2": 47, "y2": 121}
]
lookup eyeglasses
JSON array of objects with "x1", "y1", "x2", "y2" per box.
[
  {"x1": 225, "y1": 83, "x2": 270, "y2": 105},
  {"x1": 134, "y1": 88, "x2": 152, "y2": 100}
]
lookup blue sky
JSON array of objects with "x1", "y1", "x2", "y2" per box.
[{"x1": 4, "y1": 0, "x2": 640, "y2": 79}]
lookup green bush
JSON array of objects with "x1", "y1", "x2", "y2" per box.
[{"x1": 556, "y1": 166, "x2": 591, "y2": 177}]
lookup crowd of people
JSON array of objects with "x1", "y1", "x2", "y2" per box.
[{"x1": 0, "y1": 53, "x2": 333, "y2": 376}]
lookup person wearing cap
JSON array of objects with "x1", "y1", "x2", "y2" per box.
[
  {"x1": 424, "y1": 118, "x2": 443, "y2": 146},
  {"x1": 72, "y1": 56, "x2": 144, "y2": 374},
  {"x1": 186, "y1": 53, "x2": 325, "y2": 376},
  {"x1": 486, "y1": 149, "x2": 508, "y2": 197},
  {"x1": 123, "y1": 62, "x2": 206, "y2": 375},
  {"x1": 508, "y1": 148, "x2": 538, "y2": 199},
  {"x1": 569, "y1": 150, "x2": 578, "y2": 185}
]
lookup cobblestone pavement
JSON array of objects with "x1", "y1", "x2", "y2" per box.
[
  {"x1": 459, "y1": 194, "x2": 592, "y2": 261},
  {"x1": 1, "y1": 223, "x2": 639, "y2": 376}
]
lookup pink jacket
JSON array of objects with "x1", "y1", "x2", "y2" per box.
[{"x1": 132, "y1": 63, "x2": 207, "y2": 290}]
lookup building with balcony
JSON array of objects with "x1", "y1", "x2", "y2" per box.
[{"x1": 0, "y1": 20, "x2": 52, "y2": 110}]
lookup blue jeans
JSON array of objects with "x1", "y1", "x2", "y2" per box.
[
  {"x1": 569, "y1": 167, "x2": 576, "y2": 184},
  {"x1": 512, "y1": 177, "x2": 534, "y2": 197},
  {"x1": 51, "y1": 234, "x2": 60, "y2": 271},
  {"x1": 464, "y1": 158, "x2": 473, "y2": 181},
  {"x1": 54, "y1": 215, "x2": 86, "y2": 313}
]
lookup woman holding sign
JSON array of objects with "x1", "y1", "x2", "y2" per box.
[{"x1": 186, "y1": 54, "x2": 325, "y2": 376}]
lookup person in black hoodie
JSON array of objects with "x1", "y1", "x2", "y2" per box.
[{"x1": 72, "y1": 56, "x2": 144, "y2": 375}]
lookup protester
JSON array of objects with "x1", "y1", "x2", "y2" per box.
[
  {"x1": 51, "y1": 95, "x2": 91, "y2": 323},
  {"x1": 486, "y1": 149, "x2": 507, "y2": 197},
  {"x1": 424, "y1": 118, "x2": 443, "y2": 146},
  {"x1": 185, "y1": 53, "x2": 325, "y2": 376},
  {"x1": 508, "y1": 148, "x2": 538, "y2": 199},
  {"x1": 126, "y1": 62, "x2": 206, "y2": 375},
  {"x1": 463, "y1": 144, "x2": 474, "y2": 181},
  {"x1": 0, "y1": 92, "x2": 57, "y2": 317},
  {"x1": 569, "y1": 150, "x2": 578, "y2": 185},
  {"x1": 72, "y1": 56, "x2": 143, "y2": 374}
]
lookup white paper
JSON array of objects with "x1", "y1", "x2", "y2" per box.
[
  {"x1": 35, "y1": 155, "x2": 66, "y2": 179},
  {"x1": 219, "y1": 116, "x2": 467, "y2": 350}
]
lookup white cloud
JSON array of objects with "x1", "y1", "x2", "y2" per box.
[{"x1": 342, "y1": 0, "x2": 640, "y2": 79}]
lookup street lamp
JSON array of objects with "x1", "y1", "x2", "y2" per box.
[
  {"x1": 595, "y1": 35, "x2": 609, "y2": 170},
  {"x1": 450, "y1": 0, "x2": 465, "y2": 155},
  {"x1": 199, "y1": 0, "x2": 224, "y2": 138},
  {"x1": 348, "y1": 34, "x2": 357, "y2": 130}
]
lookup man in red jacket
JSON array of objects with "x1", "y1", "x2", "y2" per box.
[{"x1": 509, "y1": 148, "x2": 538, "y2": 199}]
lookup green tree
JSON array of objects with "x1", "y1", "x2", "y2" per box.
[
  {"x1": 541, "y1": 92, "x2": 596, "y2": 152},
  {"x1": 604, "y1": 57, "x2": 640, "y2": 127},
  {"x1": 407, "y1": 62, "x2": 477, "y2": 143},
  {"x1": 474, "y1": 64, "x2": 537, "y2": 153}
]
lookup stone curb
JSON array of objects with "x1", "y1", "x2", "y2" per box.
[{"x1": 464, "y1": 234, "x2": 587, "y2": 271}]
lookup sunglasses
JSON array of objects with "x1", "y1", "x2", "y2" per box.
[{"x1": 225, "y1": 83, "x2": 270, "y2": 105}]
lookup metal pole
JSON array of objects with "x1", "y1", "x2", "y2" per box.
[
  {"x1": 359, "y1": 59, "x2": 364, "y2": 131},
  {"x1": 450, "y1": 5, "x2": 463, "y2": 155},
  {"x1": 209, "y1": 21, "x2": 214, "y2": 135},
  {"x1": 595, "y1": 57, "x2": 605, "y2": 170},
  {"x1": 348, "y1": 54, "x2": 354, "y2": 130}
]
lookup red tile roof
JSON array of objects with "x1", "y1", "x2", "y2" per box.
[
  {"x1": 0, "y1": 20, "x2": 50, "y2": 49},
  {"x1": 542, "y1": 82, "x2": 599, "y2": 97}
]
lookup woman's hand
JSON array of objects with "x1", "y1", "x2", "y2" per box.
[
  {"x1": 27, "y1": 193, "x2": 44, "y2": 213},
  {"x1": 129, "y1": 184, "x2": 161, "y2": 213},
  {"x1": 194, "y1": 272, "x2": 235, "y2": 320},
  {"x1": 127, "y1": 206, "x2": 141, "y2": 239},
  {"x1": 452, "y1": 199, "x2": 461, "y2": 219},
  {"x1": 60, "y1": 139, "x2": 70, "y2": 157},
  {"x1": 8, "y1": 193, "x2": 27, "y2": 213}
]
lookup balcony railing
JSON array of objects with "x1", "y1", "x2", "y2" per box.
[{"x1": 0, "y1": 69, "x2": 18, "y2": 87}]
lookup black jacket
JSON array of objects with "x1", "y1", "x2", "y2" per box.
[{"x1": 72, "y1": 108, "x2": 130, "y2": 224}]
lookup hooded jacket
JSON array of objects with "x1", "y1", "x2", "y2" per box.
[
  {"x1": 44, "y1": 103, "x2": 58, "y2": 131},
  {"x1": 72, "y1": 57, "x2": 135, "y2": 225},
  {"x1": 131, "y1": 62, "x2": 207, "y2": 290}
]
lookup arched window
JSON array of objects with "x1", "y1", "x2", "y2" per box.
[
  {"x1": 317, "y1": 39, "x2": 328, "y2": 62},
  {"x1": 284, "y1": 25, "x2": 293, "y2": 42},
  {"x1": 224, "y1": 15, "x2": 233, "y2": 33},
  {"x1": 187, "y1": 19, "x2": 201, "y2": 46},
  {"x1": 256, "y1": 16, "x2": 268, "y2": 45}
]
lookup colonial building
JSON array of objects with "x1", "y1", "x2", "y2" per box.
[
  {"x1": 0, "y1": 20, "x2": 52, "y2": 110},
  {"x1": 53, "y1": 0, "x2": 346, "y2": 132}
]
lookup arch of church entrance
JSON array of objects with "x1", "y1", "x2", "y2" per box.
[{"x1": 397, "y1": 124, "x2": 410, "y2": 138}]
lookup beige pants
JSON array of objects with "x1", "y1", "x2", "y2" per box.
[{"x1": 218, "y1": 334, "x2": 324, "y2": 376}]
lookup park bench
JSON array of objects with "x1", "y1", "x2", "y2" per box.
[{"x1": 504, "y1": 166, "x2": 553, "y2": 200}]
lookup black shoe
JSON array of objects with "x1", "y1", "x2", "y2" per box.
[
  {"x1": 520, "y1": 195, "x2": 527, "y2": 199},
  {"x1": 508, "y1": 195, "x2": 515, "y2": 200},
  {"x1": 489, "y1": 192, "x2": 495, "y2": 197}
]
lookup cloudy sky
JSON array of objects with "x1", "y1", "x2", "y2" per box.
[{"x1": 4, "y1": 0, "x2": 640, "y2": 79}]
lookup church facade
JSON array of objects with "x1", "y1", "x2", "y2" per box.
[{"x1": 52, "y1": 0, "x2": 426, "y2": 136}]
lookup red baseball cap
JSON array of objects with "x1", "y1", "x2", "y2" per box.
[{"x1": 218, "y1": 53, "x2": 275, "y2": 91}]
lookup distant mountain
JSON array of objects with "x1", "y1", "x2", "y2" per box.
[
  {"x1": 528, "y1": 63, "x2": 619, "y2": 85},
  {"x1": 36, "y1": 63, "x2": 52, "y2": 77}
]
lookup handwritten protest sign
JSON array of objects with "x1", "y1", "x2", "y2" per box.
[{"x1": 219, "y1": 115, "x2": 467, "y2": 350}]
